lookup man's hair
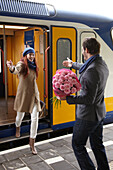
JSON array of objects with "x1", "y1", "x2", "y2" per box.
[{"x1": 82, "y1": 38, "x2": 100, "y2": 55}]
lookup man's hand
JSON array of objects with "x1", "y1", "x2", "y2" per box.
[
  {"x1": 62, "y1": 57, "x2": 73, "y2": 67},
  {"x1": 56, "y1": 96, "x2": 66, "y2": 100}
]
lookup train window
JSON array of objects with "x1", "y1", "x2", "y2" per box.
[{"x1": 57, "y1": 38, "x2": 71, "y2": 69}]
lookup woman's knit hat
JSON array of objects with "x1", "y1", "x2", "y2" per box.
[{"x1": 23, "y1": 47, "x2": 35, "y2": 57}]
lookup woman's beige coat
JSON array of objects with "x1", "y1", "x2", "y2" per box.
[{"x1": 11, "y1": 61, "x2": 41, "y2": 113}]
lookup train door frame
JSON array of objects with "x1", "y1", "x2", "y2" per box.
[
  {"x1": 0, "y1": 25, "x2": 8, "y2": 113},
  {"x1": 0, "y1": 23, "x2": 50, "y2": 127},
  {"x1": 79, "y1": 31, "x2": 97, "y2": 63},
  {"x1": 50, "y1": 25, "x2": 77, "y2": 130},
  {"x1": 0, "y1": 38, "x2": 5, "y2": 97}
]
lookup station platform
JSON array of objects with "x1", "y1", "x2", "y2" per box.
[{"x1": 0, "y1": 123, "x2": 113, "y2": 170}]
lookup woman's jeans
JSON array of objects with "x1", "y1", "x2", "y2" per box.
[
  {"x1": 72, "y1": 118, "x2": 110, "y2": 170},
  {"x1": 15, "y1": 103, "x2": 39, "y2": 139}
]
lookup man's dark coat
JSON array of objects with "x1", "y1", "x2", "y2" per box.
[{"x1": 66, "y1": 56, "x2": 109, "y2": 121}]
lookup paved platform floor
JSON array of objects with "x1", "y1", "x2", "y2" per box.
[{"x1": 0, "y1": 123, "x2": 113, "y2": 170}]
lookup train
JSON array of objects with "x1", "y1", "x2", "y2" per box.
[{"x1": 0, "y1": 0, "x2": 113, "y2": 144}]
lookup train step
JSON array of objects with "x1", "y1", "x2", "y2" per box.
[
  {"x1": 0, "y1": 128, "x2": 53, "y2": 144},
  {"x1": 0, "y1": 118, "x2": 51, "y2": 141},
  {"x1": 0, "y1": 113, "x2": 30, "y2": 127}
]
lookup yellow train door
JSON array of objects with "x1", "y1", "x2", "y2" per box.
[{"x1": 51, "y1": 26, "x2": 77, "y2": 129}]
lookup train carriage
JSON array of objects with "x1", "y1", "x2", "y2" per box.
[{"x1": 0, "y1": 0, "x2": 113, "y2": 144}]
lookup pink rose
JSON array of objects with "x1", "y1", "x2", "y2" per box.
[
  {"x1": 72, "y1": 79, "x2": 77, "y2": 84},
  {"x1": 67, "y1": 73, "x2": 71, "y2": 76},
  {"x1": 63, "y1": 79, "x2": 68, "y2": 83},
  {"x1": 60, "y1": 85, "x2": 65, "y2": 91},
  {"x1": 60, "y1": 75, "x2": 65, "y2": 80},
  {"x1": 58, "y1": 78, "x2": 64, "y2": 83},
  {"x1": 55, "y1": 82, "x2": 60, "y2": 88},
  {"x1": 70, "y1": 83, "x2": 73, "y2": 87},
  {"x1": 69, "y1": 77, "x2": 72, "y2": 80},
  {"x1": 55, "y1": 74, "x2": 60, "y2": 79},
  {"x1": 52, "y1": 78, "x2": 57, "y2": 84},
  {"x1": 64, "y1": 88, "x2": 70, "y2": 94},
  {"x1": 64, "y1": 84, "x2": 70, "y2": 89},
  {"x1": 65, "y1": 75, "x2": 69, "y2": 80},
  {"x1": 61, "y1": 72, "x2": 65, "y2": 76},
  {"x1": 68, "y1": 77, "x2": 73, "y2": 83},
  {"x1": 71, "y1": 73, "x2": 76, "y2": 78},
  {"x1": 64, "y1": 80, "x2": 70, "y2": 84},
  {"x1": 71, "y1": 87, "x2": 77, "y2": 93}
]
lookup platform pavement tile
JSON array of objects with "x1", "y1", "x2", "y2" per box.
[
  {"x1": 16, "y1": 167, "x2": 30, "y2": 170},
  {"x1": 61, "y1": 152, "x2": 78, "y2": 164},
  {"x1": 64, "y1": 141, "x2": 73, "y2": 150},
  {"x1": 106, "y1": 150, "x2": 113, "y2": 162},
  {"x1": 63, "y1": 137, "x2": 73, "y2": 149},
  {"x1": 104, "y1": 132, "x2": 113, "y2": 140},
  {"x1": 103, "y1": 128, "x2": 113, "y2": 135},
  {"x1": 50, "y1": 160, "x2": 76, "y2": 170},
  {"x1": 109, "y1": 127, "x2": 113, "y2": 132},
  {"x1": 36, "y1": 142, "x2": 56, "y2": 151},
  {"x1": 72, "y1": 160, "x2": 113, "y2": 170},
  {"x1": 109, "y1": 161, "x2": 113, "y2": 170},
  {"x1": 63, "y1": 136, "x2": 72, "y2": 143},
  {"x1": 21, "y1": 154, "x2": 43, "y2": 165},
  {"x1": 4, "y1": 150, "x2": 24, "y2": 161},
  {"x1": 28, "y1": 161, "x2": 52, "y2": 170},
  {"x1": 20, "y1": 149, "x2": 42, "y2": 157},
  {"x1": 20, "y1": 147, "x2": 43, "y2": 157},
  {"x1": 38, "y1": 148, "x2": 59, "y2": 160},
  {"x1": 103, "y1": 136, "x2": 111, "y2": 142},
  {"x1": 71, "y1": 161, "x2": 80, "y2": 170},
  {"x1": 105, "y1": 144, "x2": 113, "y2": 151},
  {"x1": 50, "y1": 139, "x2": 68, "y2": 147},
  {"x1": 20, "y1": 147, "x2": 34, "y2": 155},
  {"x1": 62, "y1": 147, "x2": 100, "y2": 169},
  {"x1": 55, "y1": 145, "x2": 73, "y2": 155},
  {"x1": 3, "y1": 159, "x2": 25, "y2": 170},
  {"x1": 61, "y1": 152, "x2": 80, "y2": 170},
  {"x1": 0, "y1": 155, "x2": 6, "y2": 164},
  {"x1": 107, "y1": 126, "x2": 113, "y2": 131},
  {"x1": 0, "y1": 164, "x2": 5, "y2": 170}
]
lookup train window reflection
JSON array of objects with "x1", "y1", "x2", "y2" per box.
[{"x1": 57, "y1": 38, "x2": 71, "y2": 69}]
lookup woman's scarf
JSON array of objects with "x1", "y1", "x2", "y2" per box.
[
  {"x1": 27, "y1": 59, "x2": 36, "y2": 71},
  {"x1": 79, "y1": 54, "x2": 99, "y2": 74}
]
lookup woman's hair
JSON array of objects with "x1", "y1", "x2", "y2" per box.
[
  {"x1": 82, "y1": 38, "x2": 100, "y2": 55},
  {"x1": 20, "y1": 56, "x2": 39, "y2": 78}
]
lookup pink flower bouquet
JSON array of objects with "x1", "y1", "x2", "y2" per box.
[{"x1": 51, "y1": 68, "x2": 81, "y2": 107}]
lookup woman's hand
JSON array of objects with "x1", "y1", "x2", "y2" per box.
[
  {"x1": 6, "y1": 60, "x2": 14, "y2": 71},
  {"x1": 62, "y1": 57, "x2": 73, "y2": 67}
]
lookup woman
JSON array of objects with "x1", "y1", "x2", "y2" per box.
[{"x1": 7, "y1": 47, "x2": 41, "y2": 155}]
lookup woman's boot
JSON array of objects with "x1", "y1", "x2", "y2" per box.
[
  {"x1": 29, "y1": 138, "x2": 37, "y2": 155},
  {"x1": 15, "y1": 126, "x2": 20, "y2": 138}
]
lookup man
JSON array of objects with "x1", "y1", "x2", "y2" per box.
[{"x1": 62, "y1": 38, "x2": 110, "y2": 170}]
